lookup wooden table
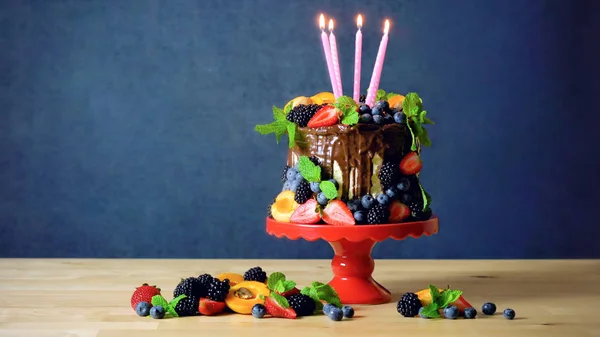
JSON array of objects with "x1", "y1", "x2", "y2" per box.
[{"x1": 0, "y1": 259, "x2": 598, "y2": 337}]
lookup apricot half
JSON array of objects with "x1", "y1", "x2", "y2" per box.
[
  {"x1": 270, "y1": 191, "x2": 299, "y2": 222},
  {"x1": 388, "y1": 94, "x2": 405, "y2": 110},
  {"x1": 311, "y1": 92, "x2": 335, "y2": 105},
  {"x1": 216, "y1": 273, "x2": 244, "y2": 286},
  {"x1": 225, "y1": 281, "x2": 271, "y2": 314}
]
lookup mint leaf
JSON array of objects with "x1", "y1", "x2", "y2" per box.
[
  {"x1": 429, "y1": 285, "x2": 441, "y2": 304},
  {"x1": 267, "y1": 272, "x2": 286, "y2": 290},
  {"x1": 376, "y1": 89, "x2": 386, "y2": 101},
  {"x1": 402, "y1": 92, "x2": 423, "y2": 114},
  {"x1": 423, "y1": 116, "x2": 435, "y2": 125},
  {"x1": 297, "y1": 156, "x2": 322, "y2": 182},
  {"x1": 419, "y1": 127, "x2": 431, "y2": 147},
  {"x1": 420, "y1": 303, "x2": 440, "y2": 318},
  {"x1": 284, "y1": 102, "x2": 293, "y2": 115},
  {"x1": 406, "y1": 122, "x2": 417, "y2": 151},
  {"x1": 274, "y1": 280, "x2": 287, "y2": 293},
  {"x1": 315, "y1": 284, "x2": 341, "y2": 308},
  {"x1": 152, "y1": 295, "x2": 179, "y2": 318},
  {"x1": 418, "y1": 183, "x2": 431, "y2": 211},
  {"x1": 287, "y1": 123, "x2": 296, "y2": 148},
  {"x1": 151, "y1": 295, "x2": 169, "y2": 308},
  {"x1": 341, "y1": 110, "x2": 359, "y2": 125},
  {"x1": 169, "y1": 294, "x2": 187, "y2": 308},
  {"x1": 282, "y1": 280, "x2": 296, "y2": 292},
  {"x1": 335, "y1": 95, "x2": 357, "y2": 107},
  {"x1": 319, "y1": 180, "x2": 338, "y2": 199},
  {"x1": 439, "y1": 290, "x2": 463, "y2": 309},
  {"x1": 270, "y1": 293, "x2": 290, "y2": 308},
  {"x1": 254, "y1": 120, "x2": 287, "y2": 136},
  {"x1": 273, "y1": 106, "x2": 286, "y2": 121}
]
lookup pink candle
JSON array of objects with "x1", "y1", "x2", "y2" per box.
[
  {"x1": 319, "y1": 14, "x2": 338, "y2": 96},
  {"x1": 353, "y1": 15, "x2": 363, "y2": 103},
  {"x1": 365, "y1": 20, "x2": 390, "y2": 108},
  {"x1": 328, "y1": 19, "x2": 343, "y2": 98}
]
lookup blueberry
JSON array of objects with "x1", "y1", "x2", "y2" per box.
[
  {"x1": 136, "y1": 301, "x2": 151, "y2": 317},
  {"x1": 376, "y1": 193, "x2": 390, "y2": 206},
  {"x1": 342, "y1": 305, "x2": 354, "y2": 318},
  {"x1": 310, "y1": 182, "x2": 321, "y2": 193},
  {"x1": 418, "y1": 307, "x2": 429, "y2": 319},
  {"x1": 347, "y1": 199, "x2": 362, "y2": 212},
  {"x1": 443, "y1": 305, "x2": 459, "y2": 319},
  {"x1": 400, "y1": 193, "x2": 412, "y2": 204},
  {"x1": 359, "y1": 113, "x2": 373, "y2": 123},
  {"x1": 373, "y1": 115, "x2": 384, "y2": 125},
  {"x1": 286, "y1": 168, "x2": 298, "y2": 182},
  {"x1": 397, "y1": 178, "x2": 411, "y2": 192},
  {"x1": 359, "y1": 104, "x2": 371, "y2": 115},
  {"x1": 393, "y1": 112, "x2": 406, "y2": 124},
  {"x1": 482, "y1": 302, "x2": 497, "y2": 315},
  {"x1": 294, "y1": 172, "x2": 304, "y2": 182},
  {"x1": 290, "y1": 179, "x2": 302, "y2": 192},
  {"x1": 371, "y1": 106, "x2": 382, "y2": 116},
  {"x1": 374, "y1": 100, "x2": 390, "y2": 112},
  {"x1": 323, "y1": 303, "x2": 337, "y2": 315},
  {"x1": 385, "y1": 187, "x2": 399, "y2": 199},
  {"x1": 282, "y1": 181, "x2": 292, "y2": 191},
  {"x1": 353, "y1": 210, "x2": 366, "y2": 223},
  {"x1": 252, "y1": 304, "x2": 266, "y2": 318},
  {"x1": 464, "y1": 307, "x2": 477, "y2": 319},
  {"x1": 361, "y1": 195, "x2": 375, "y2": 209},
  {"x1": 328, "y1": 307, "x2": 344, "y2": 321},
  {"x1": 383, "y1": 114, "x2": 394, "y2": 124},
  {"x1": 149, "y1": 305, "x2": 165, "y2": 319},
  {"x1": 328, "y1": 179, "x2": 339, "y2": 190},
  {"x1": 317, "y1": 192, "x2": 329, "y2": 206},
  {"x1": 503, "y1": 308, "x2": 515, "y2": 320}
]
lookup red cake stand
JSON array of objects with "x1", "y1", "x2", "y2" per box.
[{"x1": 266, "y1": 216, "x2": 439, "y2": 305}]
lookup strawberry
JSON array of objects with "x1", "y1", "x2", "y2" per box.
[
  {"x1": 451, "y1": 295, "x2": 474, "y2": 314},
  {"x1": 264, "y1": 296, "x2": 297, "y2": 319},
  {"x1": 130, "y1": 283, "x2": 161, "y2": 310},
  {"x1": 389, "y1": 201, "x2": 410, "y2": 223},
  {"x1": 322, "y1": 200, "x2": 355, "y2": 226},
  {"x1": 307, "y1": 105, "x2": 339, "y2": 128},
  {"x1": 198, "y1": 298, "x2": 226, "y2": 316},
  {"x1": 290, "y1": 199, "x2": 321, "y2": 224},
  {"x1": 279, "y1": 287, "x2": 300, "y2": 297},
  {"x1": 399, "y1": 152, "x2": 423, "y2": 175}
]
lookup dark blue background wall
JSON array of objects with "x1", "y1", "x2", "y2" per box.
[{"x1": 1, "y1": 0, "x2": 599, "y2": 258}]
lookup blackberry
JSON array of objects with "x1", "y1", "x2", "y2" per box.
[
  {"x1": 378, "y1": 162, "x2": 400, "y2": 190},
  {"x1": 174, "y1": 295, "x2": 199, "y2": 316},
  {"x1": 173, "y1": 277, "x2": 205, "y2": 299},
  {"x1": 287, "y1": 294, "x2": 316, "y2": 316},
  {"x1": 290, "y1": 104, "x2": 324, "y2": 127},
  {"x1": 294, "y1": 180, "x2": 312, "y2": 204},
  {"x1": 244, "y1": 267, "x2": 267, "y2": 283},
  {"x1": 359, "y1": 94, "x2": 366, "y2": 103},
  {"x1": 308, "y1": 155, "x2": 321, "y2": 166},
  {"x1": 408, "y1": 201, "x2": 432, "y2": 221},
  {"x1": 367, "y1": 204, "x2": 389, "y2": 224},
  {"x1": 281, "y1": 165, "x2": 290, "y2": 182},
  {"x1": 197, "y1": 273, "x2": 214, "y2": 294},
  {"x1": 397, "y1": 292, "x2": 422, "y2": 317},
  {"x1": 207, "y1": 278, "x2": 230, "y2": 302},
  {"x1": 267, "y1": 198, "x2": 276, "y2": 218},
  {"x1": 286, "y1": 109, "x2": 295, "y2": 123}
]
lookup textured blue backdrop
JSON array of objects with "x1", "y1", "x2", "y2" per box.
[{"x1": 1, "y1": 0, "x2": 599, "y2": 258}]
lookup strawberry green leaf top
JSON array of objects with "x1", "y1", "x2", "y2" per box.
[{"x1": 255, "y1": 105, "x2": 298, "y2": 148}]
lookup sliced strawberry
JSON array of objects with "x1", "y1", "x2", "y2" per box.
[
  {"x1": 322, "y1": 200, "x2": 355, "y2": 226},
  {"x1": 198, "y1": 298, "x2": 226, "y2": 316},
  {"x1": 451, "y1": 295, "x2": 474, "y2": 314},
  {"x1": 279, "y1": 287, "x2": 301, "y2": 297},
  {"x1": 389, "y1": 201, "x2": 410, "y2": 223},
  {"x1": 290, "y1": 199, "x2": 321, "y2": 224},
  {"x1": 264, "y1": 297, "x2": 297, "y2": 319},
  {"x1": 399, "y1": 152, "x2": 423, "y2": 175},
  {"x1": 307, "y1": 105, "x2": 339, "y2": 128}
]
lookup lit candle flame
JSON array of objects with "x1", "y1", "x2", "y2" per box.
[
  {"x1": 384, "y1": 19, "x2": 390, "y2": 34},
  {"x1": 319, "y1": 14, "x2": 325, "y2": 30},
  {"x1": 357, "y1": 15, "x2": 363, "y2": 29},
  {"x1": 329, "y1": 19, "x2": 334, "y2": 31}
]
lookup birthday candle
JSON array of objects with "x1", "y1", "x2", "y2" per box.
[
  {"x1": 365, "y1": 20, "x2": 390, "y2": 108},
  {"x1": 319, "y1": 14, "x2": 338, "y2": 97},
  {"x1": 328, "y1": 19, "x2": 343, "y2": 98},
  {"x1": 353, "y1": 15, "x2": 363, "y2": 103}
]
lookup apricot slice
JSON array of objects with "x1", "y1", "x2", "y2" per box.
[
  {"x1": 216, "y1": 273, "x2": 244, "y2": 286},
  {"x1": 225, "y1": 281, "x2": 271, "y2": 314},
  {"x1": 311, "y1": 92, "x2": 335, "y2": 105},
  {"x1": 285, "y1": 96, "x2": 313, "y2": 111},
  {"x1": 270, "y1": 191, "x2": 299, "y2": 222},
  {"x1": 388, "y1": 94, "x2": 405, "y2": 110}
]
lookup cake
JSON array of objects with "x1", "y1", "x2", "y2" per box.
[{"x1": 255, "y1": 90, "x2": 434, "y2": 225}]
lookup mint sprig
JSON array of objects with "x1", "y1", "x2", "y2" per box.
[
  {"x1": 375, "y1": 89, "x2": 400, "y2": 101},
  {"x1": 270, "y1": 292, "x2": 291, "y2": 308},
  {"x1": 334, "y1": 96, "x2": 359, "y2": 126},
  {"x1": 402, "y1": 92, "x2": 434, "y2": 151},
  {"x1": 255, "y1": 106, "x2": 298, "y2": 148},
  {"x1": 151, "y1": 294, "x2": 186, "y2": 318},
  {"x1": 319, "y1": 180, "x2": 338, "y2": 200},
  {"x1": 301, "y1": 281, "x2": 342, "y2": 311},
  {"x1": 419, "y1": 285, "x2": 463, "y2": 318},
  {"x1": 418, "y1": 182, "x2": 431, "y2": 212},
  {"x1": 297, "y1": 156, "x2": 322, "y2": 183},
  {"x1": 267, "y1": 272, "x2": 297, "y2": 294}
]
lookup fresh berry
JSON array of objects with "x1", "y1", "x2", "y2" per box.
[
  {"x1": 207, "y1": 278, "x2": 230, "y2": 302},
  {"x1": 264, "y1": 296, "x2": 297, "y2": 319},
  {"x1": 322, "y1": 200, "x2": 356, "y2": 226},
  {"x1": 310, "y1": 182, "x2": 321, "y2": 193},
  {"x1": 464, "y1": 307, "x2": 477, "y2": 319},
  {"x1": 408, "y1": 201, "x2": 432, "y2": 221},
  {"x1": 135, "y1": 301, "x2": 151, "y2": 317},
  {"x1": 244, "y1": 267, "x2": 267, "y2": 283},
  {"x1": 197, "y1": 273, "x2": 214, "y2": 287},
  {"x1": 307, "y1": 105, "x2": 339, "y2": 128},
  {"x1": 174, "y1": 296, "x2": 199, "y2": 316},
  {"x1": 282, "y1": 181, "x2": 292, "y2": 191},
  {"x1": 373, "y1": 115, "x2": 384, "y2": 124},
  {"x1": 393, "y1": 112, "x2": 406, "y2": 124},
  {"x1": 290, "y1": 199, "x2": 321, "y2": 224},
  {"x1": 385, "y1": 187, "x2": 399, "y2": 200},
  {"x1": 342, "y1": 305, "x2": 354, "y2": 318},
  {"x1": 418, "y1": 306, "x2": 429, "y2": 319},
  {"x1": 444, "y1": 305, "x2": 459, "y2": 319},
  {"x1": 374, "y1": 100, "x2": 390, "y2": 113},
  {"x1": 503, "y1": 308, "x2": 516, "y2": 320},
  {"x1": 367, "y1": 204, "x2": 389, "y2": 224},
  {"x1": 482, "y1": 302, "x2": 497, "y2": 315},
  {"x1": 316, "y1": 192, "x2": 329, "y2": 206},
  {"x1": 400, "y1": 152, "x2": 423, "y2": 175},
  {"x1": 279, "y1": 287, "x2": 301, "y2": 297},
  {"x1": 383, "y1": 114, "x2": 394, "y2": 124},
  {"x1": 150, "y1": 305, "x2": 165, "y2": 319},
  {"x1": 281, "y1": 165, "x2": 290, "y2": 182},
  {"x1": 130, "y1": 283, "x2": 161, "y2": 311},
  {"x1": 174, "y1": 277, "x2": 205, "y2": 299},
  {"x1": 371, "y1": 106, "x2": 382, "y2": 116},
  {"x1": 353, "y1": 210, "x2": 366, "y2": 223},
  {"x1": 347, "y1": 199, "x2": 362, "y2": 212},
  {"x1": 328, "y1": 307, "x2": 344, "y2": 321},
  {"x1": 323, "y1": 303, "x2": 337, "y2": 315},
  {"x1": 199, "y1": 298, "x2": 227, "y2": 315},
  {"x1": 389, "y1": 201, "x2": 410, "y2": 222},
  {"x1": 359, "y1": 94, "x2": 366, "y2": 103},
  {"x1": 294, "y1": 180, "x2": 312, "y2": 204},
  {"x1": 289, "y1": 179, "x2": 300, "y2": 193},
  {"x1": 397, "y1": 292, "x2": 423, "y2": 317},
  {"x1": 376, "y1": 193, "x2": 390, "y2": 206},
  {"x1": 287, "y1": 294, "x2": 316, "y2": 316},
  {"x1": 359, "y1": 104, "x2": 371, "y2": 114},
  {"x1": 252, "y1": 304, "x2": 266, "y2": 318},
  {"x1": 328, "y1": 179, "x2": 339, "y2": 190},
  {"x1": 361, "y1": 195, "x2": 375, "y2": 209},
  {"x1": 286, "y1": 168, "x2": 299, "y2": 182},
  {"x1": 400, "y1": 193, "x2": 413, "y2": 204},
  {"x1": 290, "y1": 104, "x2": 324, "y2": 127},
  {"x1": 360, "y1": 114, "x2": 373, "y2": 123},
  {"x1": 308, "y1": 155, "x2": 321, "y2": 166},
  {"x1": 397, "y1": 177, "x2": 411, "y2": 192},
  {"x1": 378, "y1": 162, "x2": 400, "y2": 190}
]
